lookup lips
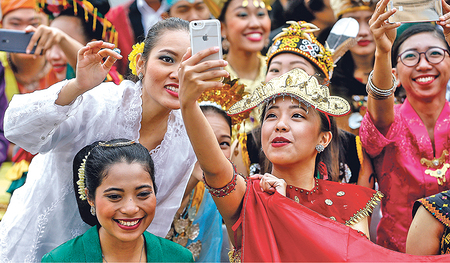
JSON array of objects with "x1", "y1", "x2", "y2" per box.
[
  {"x1": 52, "y1": 64, "x2": 66, "y2": 73},
  {"x1": 165, "y1": 84, "x2": 179, "y2": 97},
  {"x1": 246, "y1": 32, "x2": 263, "y2": 42},
  {"x1": 114, "y1": 218, "x2": 143, "y2": 230},
  {"x1": 357, "y1": 40, "x2": 371, "y2": 47},
  {"x1": 414, "y1": 75, "x2": 436, "y2": 85},
  {"x1": 271, "y1": 136, "x2": 290, "y2": 147}
]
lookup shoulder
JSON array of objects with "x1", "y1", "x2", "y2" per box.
[
  {"x1": 144, "y1": 232, "x2": 193, "y2": 262},
  {"x1": 41, "y1": 234, "x2": 85, "y2": 262},
  {"x1": 320, "y1": 180, "x2": 383, "y2": 225},
  {"x1": 414, "y1": 190, "x2": 450, "y2": 228}
]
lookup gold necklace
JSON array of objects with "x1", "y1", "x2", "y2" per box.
[
  {"x1": 421, "y1": 150, "x2": 449, "y2": 185},
  {"x1": 102, "y1": 237, "x2": 145, "y2": 263}
]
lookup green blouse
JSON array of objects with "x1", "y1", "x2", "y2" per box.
[{"x1": 42, "y1": 225, "x2": 194, "y2": 262}]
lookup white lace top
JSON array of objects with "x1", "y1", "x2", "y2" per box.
[{"x1": 0, "y1": 80, "x2": 196, "y2": 262}]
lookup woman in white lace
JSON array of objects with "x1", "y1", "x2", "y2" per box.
[{"x1": 0, "y1": 17, "x2": 203, "y2": 262}]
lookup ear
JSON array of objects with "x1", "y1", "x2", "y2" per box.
[
  {"x1": 319, "y1": 131, "x2": 333, "y2": 148},
  {"x1": 392, "y1": 68, "x2": 401, "y2": 87},
  {"x1": 221, "y1": 23, "x2": 227, "y2": 38},
  {"x1": 85, "y1": 188, "x2": 94, "y2": 207},
  {"x1": 135, "y1": 53, "x2": 145, "y2": 76}
]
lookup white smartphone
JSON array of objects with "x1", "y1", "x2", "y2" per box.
[
  {"x1": 189, "y1": 19, "x2": 222, "y2": 70},
  {"x1": 387, "y1": 0, "x2": 442, "y2": 23},
  {"x1": 0, "y1": 29, "x2": 37, "y2": 54}
]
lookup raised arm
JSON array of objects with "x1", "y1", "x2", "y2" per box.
[
  {"x1": 55, "y1": 41, "x2": 122, "y2": 106},
  {"x1": 439, "y1": 0, "x2": 450, "y2": 45},
  {"x1": 178, "y1": 47, "x2": 247, "y2": 245},
  {"x1": 367, "y1": 0, "x2": 400, "y2": 134}
]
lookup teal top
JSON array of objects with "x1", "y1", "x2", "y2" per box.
[{"x1": 42, "y1": 225, "x2": 194, "y2": 262}]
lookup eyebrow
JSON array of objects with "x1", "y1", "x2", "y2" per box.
[
  {"x1": 103, "y1": 184, "x2": 153, "y2": 193},
  {"x1": 158, "y1": 49, "x2": 178, "y2": 56}
]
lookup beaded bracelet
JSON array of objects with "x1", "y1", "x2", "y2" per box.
[
  {"x1": 366, "y1": 70, "x2": 397, "y2": 100},
  {"x1": 203, "y1": 160, "x2": 239, "y2": 198}
]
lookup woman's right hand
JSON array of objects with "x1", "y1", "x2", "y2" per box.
[
  {"x1": 369, "y1": 0, "x2": 400, "y2": 54},
  {"x1": 250, "y1": 173, "x2": 287, "y2": 196},
  {"x1": 55, "y1": 41, "x2": 122, "y2": 106}
]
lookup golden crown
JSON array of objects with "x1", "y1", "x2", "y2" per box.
[
  {"x1": 227, "y1": 68, "x2": 350, "y2": 117},
  {"x1": 267, "y1": 21, "x2": 334, "y2": 81},
  {"x1": 198, "y1": 77, "x2": 249, "y2": 125},
  {"x1": 330, "y1": 0, "x2": 379, "y2": 18},
  {"x1": 202, "y1": 0, "x2": 271, "y2": 19}
]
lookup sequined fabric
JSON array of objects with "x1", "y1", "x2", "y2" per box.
[{"x1": 360, "y1": 99, "x2": 450, "y2": 252}]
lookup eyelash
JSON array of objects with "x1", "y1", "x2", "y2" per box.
[{"x1": 160, "y1": 55, "x2": 174, "y2": 63}]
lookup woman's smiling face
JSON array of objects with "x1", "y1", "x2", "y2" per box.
[{"x1": 92, "y1": 162, "x2": 156, "y2": 243}]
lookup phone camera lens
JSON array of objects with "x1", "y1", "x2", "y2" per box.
[{"x1": 194, "y1": 23, "x2": 197, "y2": 26}]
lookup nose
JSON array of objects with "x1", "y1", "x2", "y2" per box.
[
  {"x1": 170, "y1": 64, "x2": 180, "y2": 80},
  {"x1": 188, "y1": 11, "x2": 201, "y2": 21},
  {"x1": 275, "y1": 117, "x2": 289, "y2": 132},
  {"x1": 358, "y1": 21, "x2": 370, "y2": 37},
  {"x1": 416, "y1": 53, "x2": 433, "y2": 70},
  {"x1": 248, "y1": 13, "x2": 260, "y2": 28},
  {"x1": 120, "y1": 198, "x2": 139, "y2": 215},
  {"x1": 47, "y1": 45, "x2": 63, "y2": 61}
]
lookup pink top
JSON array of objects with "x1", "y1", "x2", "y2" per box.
[{"x1": 360, "y1": 99, "x2": 450, "y2": 252}]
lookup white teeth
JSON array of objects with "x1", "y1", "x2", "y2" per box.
[
  {"x1": 118, "y1": 219, "x2": 139, "y2": 226},
  {"x1": 247, "y1": 33, "x2": 261, "y2": 38},
  {"x1": 416, "y1": 76, "x2": 434, "y2": 83},
  {"x1": 166, "y1": 86, "x2": 179, "y2": 92}
]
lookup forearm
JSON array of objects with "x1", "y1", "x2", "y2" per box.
[
  {"x1": 367, "y1": 50, "x2": 395, "y2": 132},
  {"x1": 58, "y1": 35, "x2": 84, "y2": 70},
  {"x1": 181, "y1": 101, "x2": 233, "y2": 187}
]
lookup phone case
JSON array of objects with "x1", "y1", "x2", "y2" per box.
[
  {"x1": 387, "y1": 0, "x2": 442, "y2": 23},
  {"x1": 0, "y1": 29, "x2": 36, "y2": 54},
  {"x1": 189, "y1": 19, "x2": 222, "y2": 68}
]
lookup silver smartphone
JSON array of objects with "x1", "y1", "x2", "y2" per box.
[
  {"x1": 387, "y1": 0, "x2": 442, "y2": 23},
  {"x1": 0, "y1": 29, "x2": 37, "y2": 54},
  {"x1": 189, "y1": 19, "x2": 222, "y2": 70}
]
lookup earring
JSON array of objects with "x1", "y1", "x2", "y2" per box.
[
  {"x1": 138, "y1": 72, "x2": 143, "y2": 80},
  {"x1": 315, "y1": 144, "x2": 325, "y2": 153},
  {"x1": 222, "y1": 37, "x2": 230, "y2": 52},
  {"x1": 90, "y1": 206, "x2": 96, "y2": 216}
]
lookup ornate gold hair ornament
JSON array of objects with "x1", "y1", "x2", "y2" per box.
[
  {"x1": 198, "y1": 77, "x2": 250, "y2": 125},
  {"x1": 77, "y1": 140, "x2": 136, "y2": 201},
  {"x1": 227, "y1": 68, "x2": 350, "y2": 117},
  {"x1": 202, "y1": 0, "x2": 271, "y2": 19},
  {"x1": 330, "y1": 0, "x2": 379, "y2": 18}
]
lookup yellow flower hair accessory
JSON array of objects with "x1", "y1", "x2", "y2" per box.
[{"x1": 128, "y1": 42, "x2": 145, "y2": 76}]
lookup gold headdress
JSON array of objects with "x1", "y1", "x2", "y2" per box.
[
  {"x1": 37, "y1": 0, "x2": 118, "y2": 45},
  {"x1": 330, "y1": 0, "x2": 379, "y2": 18},
  {"x1": 267, "y1": 21, "x2": 334, "y2": 81},
  {"x1": 202, "y1": 0, "x2": 271, "y2": 19},
  {"x1": 198, "y1": 77, "x2": 249, "y2": 126},
  {"x1": 228, "y1": 68, "x2": 350, "y2": 117},
  {"x1": 77, "y1": 140, "x2": 135, "y2": 201}
]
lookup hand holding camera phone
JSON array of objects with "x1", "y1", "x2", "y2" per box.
[
  {"x1": 387, "y1": 0, "x2": 443, "y2": 23},
  {"x1": 0, "y1": 29, "x2": 37, "y2": 54},
  {"x1": 189, "y1": 19, "x2": 223, "y2": 71}
]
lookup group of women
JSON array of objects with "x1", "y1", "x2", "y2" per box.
[{"x1": 1, "y1": 0, "x2": 450, "y2": 261}]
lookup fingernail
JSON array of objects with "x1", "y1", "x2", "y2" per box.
[{"x1": 214, "y1": 46, "x2": 219, "y2": 51}]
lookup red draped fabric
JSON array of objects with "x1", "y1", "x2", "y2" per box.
[{"x1": 235, "y1": 179, "x2": 450, "y2": 262}]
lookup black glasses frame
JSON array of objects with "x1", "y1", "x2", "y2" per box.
[{"x1": 398, "y1": 47, "x2": 449, "y2": 67}]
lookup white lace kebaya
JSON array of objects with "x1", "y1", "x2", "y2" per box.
[{"x1": 0, "y1": 80, "x2": 196, "y2": 262}]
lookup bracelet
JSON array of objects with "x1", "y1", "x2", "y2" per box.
[
  {"x1": 203, "y1": 160, "x2": 239, "y2": 198},
  {"x1": 366, "y1": 70, "x2": 397, "y2": 100}
]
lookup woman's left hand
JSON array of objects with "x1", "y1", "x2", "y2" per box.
[
  {"x1": 178, "y1": 47, "x2": 229, "y2": 108},
  {"x1": 250, "y1": 173, "x2": 287, "y2": 196},
  {"x1": 439, "y1": 0, "x2": 450, "y2": 39}
]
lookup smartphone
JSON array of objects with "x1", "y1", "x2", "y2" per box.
[
  {"x1": 0, "y1": 29, "x2": 37, "y2": 54},
  {"x1": 189, "y1": 19, "x2": 222, "y2": 70},
  {"x1": 387, "y1": 0, "x2": 442, "y2": 23}
]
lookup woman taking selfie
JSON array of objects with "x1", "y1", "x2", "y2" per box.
[
  {"x1": 360, "y1": 0, "x2": 450, "y2": 252},
  {"x1": 0, "y1": 18, "x2": 199, "y2": 261}
]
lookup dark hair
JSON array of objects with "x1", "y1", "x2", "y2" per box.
[
  {"x1": 128, "y1": 17, "x2": 189, "y2": 81},
  {"x1": 259, "y1": 99, "x2": 340, "y2": 181},
  {"x1": 392, "y1": 23, "x2": 450, "y2": 67},
  {"x1": 200, "y1": 105, "x2": 232, "y2": 134},
  {"x1": 73, "y1": 139, "x2": 156, "y2": 226}
]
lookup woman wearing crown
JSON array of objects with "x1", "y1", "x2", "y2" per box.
[{"x1": 178, "y1": 41, "x2": 385, "y2": 260}]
